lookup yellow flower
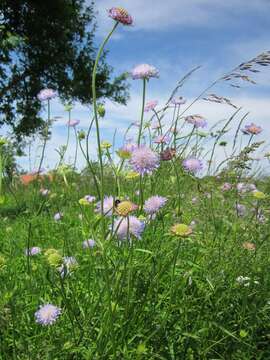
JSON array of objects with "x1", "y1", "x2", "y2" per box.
[
  {"x1": 125, "y1": 171, "x2": 140, "y2": 180},
  {"x1": 79, "y1": 198, "x2": 90, "y2": 206},
  {"x1": 117, "y1": 149, "x2": 132, "y2": 159},
  {"x1": 171, "y1": 223, "x2": 192, "y2": 237},
  {"x1": 101, "y1": 141, "x2": 112, "y2": 150},
  {"x1": 115, "y1": 200, "x2": 138, "y2": 217},
  {"x1": 253, "y1": 191, "x2": 266, "y2": 200},
  {"x1": 45, "y1": 248, "x2": 62, "y2": 267}
]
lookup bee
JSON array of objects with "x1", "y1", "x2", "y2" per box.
[{"x1": 114, "y1": 199, "x2": 121, "y2": 208}]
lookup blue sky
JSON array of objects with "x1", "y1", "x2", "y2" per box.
[{"x1": 15, "y1": 0, "x2": 270, "y2": 172}]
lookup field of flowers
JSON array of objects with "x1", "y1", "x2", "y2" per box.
[{"x1": 0, "y1": 7, "x2": 270, "y2": 360}]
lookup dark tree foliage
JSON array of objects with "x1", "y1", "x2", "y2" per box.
[{"x1": 0, "y1": 0, "x2": 129, "y2": 142}]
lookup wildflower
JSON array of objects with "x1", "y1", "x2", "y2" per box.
[
  {"x1": 95, "y1": 195, "x2": 114, "y2": 217},
  {"x1": 67, "y1": 119, "x2": 80, "y2": 127},
  {"x1": 35, "y1": 304, "x2": 61, "y2": 326},
  {"x1": 54, "y1": 212, "x2": 63, "y2": 221},
  {"x1": 221, "y1": 182, "x2": 232, "y2": 191},
  {"x1": 125, "y1": 171, "x2": 140, "y2": 180},
  {"x1": 25, "y1": 247, "x2": 41, "y2": 256},
  {"x1": 253, "y1": 190, "x2": 266, "y2": 200},
  {"x1": 108, "y1": 7, "x2": 133, "y2": 25},
  {"x1": 97, "y1": 104, "x2": 105, "y2": 117},
  {"x1": 182, "y1": 158, "x2": 203, "y2": 174},
  {"x1": 185, "y1": 115, "x2": 207, "y2": 128},
  {"x1": 154, "y1": 135, "x2": 170, "y2": 144},
  {"x1": 171, "y1": 96, "x2": 186, "y2": 106},
  {"x1": 78, "y1": 130, "x2": 86, "y2": 140},
  {"x1": 144, "y1": 100, "x2": 158, "y2": 112},
  {"x1": 237, "y1": 183, "x2": 257, "y2": 193},
  {"x1": 171, "y1": 223, "x2": 193, "y2": 237},
  {"x1": 84, "y1": 195, "x2": 96, "y2": 203},
  {"x1": 117, "y1": 143, "x2": 137, "y2": 159},
  {"x1": 191, "y1": 197, "x2": 198, "y2": 204},
  {"x1": 242, "y1": 123, "x2": 262, "y2": 135},
  {"x1": 64, "y1": 103, "x2": 73, "y2": 111},
  {"x1": 101, "y1": 141, "x2": 112, "y2": 150},
  {"x1": 58, "y1": 256, "x2": 78, "y2": 277},
  {"x1": 79, "y1": 198, "x2": 91, "y2": 206},
  {"x1": 83, "y1": 239, "x2": 96, "y2": 249},
  {"x1": 236, "y1": 276, "x2": 250, "y2": 286},
  {"x1": 115, "y1": 200, "x2": 138, "y2": 217},
  {"x1": 130, "y1": 146, "x2": 159, "y2": 175},
  {"x1": 114, "y1": 216, "x2": 145, "y2": 240},
  {"x1": 131, "y1": 64, "x2": 159, "y2": 80},
  {"x1": 40, "y1": 188, "x2": 50, "y2": 196},
  {"x1": 144, "y1": 196, "x2": 167, "y2": 215},
  {"x1": 242, "y1": 242, "x2": 256, "y2": 251},
  {"x1": 160, "y1": 148, "x2": 176, "y2": 161},
  {"x1": 236, "y1": 204, "x2": 246, "y2": 217},
  {"x1": 37, "y1": 89, "x2": 57, "y2": 101}
]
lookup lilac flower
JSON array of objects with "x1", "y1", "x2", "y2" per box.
[
  {"x1": 84, "y1": 195, "x2": 96, "y2": 203},
  {"x1": 236, "y1": 204, "x2": 246, "y2": 217},
  {"x1": 67, "y1": 119, "x2": 80, "y2": 127},
  {"x1": 54, "y1": 212, "x2": 63, "y2": 221},
  {"x1": 37, "y1": 89, "x2": 57, "y2": 102},
  {"x1": 154, "y1": 135, "x2": 170, "y2": 144},
  {"x1": 131, "y1": 64, "x2": 159, "y2": 80},
  {"x1": 144, "y1": 100, "x2": 158, "y2": 112},
  {"x1": 144, "y1": 195, "x2": 167, "y2": 215},
  {"x1": 25, "y1": 247, "x2": 41, "y2": 256},
  {"x1": 130, "y1": 146, "x2": 159, "y2": 175},
  {"x1": 114, "y1": 216, "x2": 145, "y2": 240},
  {"x1": 82, "y1": 239, "x2": 96, "y2": 249},
  {"x1": 185, "y1": 115, "x2": 207, "y2": 128},
  {"x1": 108, "y1": 7, "x2": 133, "y2": 25},
  {"x1": 35, "y1": 304, "x2": 61, "y2": 326},
  {"x1": 242, "y1": 123, "x2": 262, "y2": 135},
  {"x1": 182, "y1": 158, "x2": 203, "y2": 174},
  {"x1": 95, "y1": 195, "x2": 114, "y2": 217},
  {"x1": 237, "y1": 183, "x2": 257, "y2": 193},
  {"x1": 171, "y1": 96, "x2": 186, "y2": 106},
  {"x1": 40, "y1": 188, "x2": 50, "y2": 196},
  {"x1": 221, "y1": 182, "x2": 232, "y2": 191}
]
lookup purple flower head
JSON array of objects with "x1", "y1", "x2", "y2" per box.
[
  {"x1": 114, "y1": 216, "x2": 145, "y2": 240},
  {"x1": 131, "y1": 64, "x2": 159, "y2": 80},
  {"x1": 237, "y1": 182, "x2": 257, "y2": 193},
  {"x1": 67, "y1": 119, "x2": 80, "y2": 127},
  {"x1": 82, "y1": 239, "x2": 96, "y2": 249},
  {"x1": 84, "y1": 195, "x2": 96, "y2": 203},
  {"x1": 35, "y1": 304, "x2": 61, "y2": 326},
  {"x1": 242, "y1": 123, "x2": 262, "y2": 135},
  {"x1": 185, "y1": 115, "x2": 207, "y2": 128},
  {"x1": 144, "y1": 195, "x2": 167, "y2": 215},
  {"x1": 108, "y1": 7, "x2": 133, "y2": 25},
  {"x1": 221, "y1": 182, "x2": 232, "y2": 192},
  {"x1": 37, "y1": 89, "x2": 57, "y2": 102},
  {"x1": 144, "y1": 100, "x2": 158, "y2": 112},
  {"x1": 25, "y1": 246, "x2": 41, "y2": 256},
  {"x1": 130, "y1": 146, "x2": 159, "y2": 176},
  {"x1": 171, "y1": 96, "x2": 186, "y2": 106},
  {"x1": 154, "y1": 134, "x2": 170, "y2": 144},
  {"x1": 95, "y1": 195, "x2": 114, "y2": 217},
  {"x1": 54, "y1": 212, "x2": 63, "y2": 221},
  {"x1": 183, "y1": 158, "x2": 203, "y2": 174},
  {"x1": 236, "y1": 203, "x2": 246, "y2": 217}
]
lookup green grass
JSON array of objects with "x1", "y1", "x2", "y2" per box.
[{"x1": 0, "y1": 165, "x2": 270, "y2": 359}]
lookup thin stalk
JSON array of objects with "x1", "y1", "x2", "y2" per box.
[{"x1": 137, "y1": 78, "x2": 147, "y2": 146}]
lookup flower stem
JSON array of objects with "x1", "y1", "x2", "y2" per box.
[{"x1": 137, "y1": 78, "x2": 147, "y2": 146}]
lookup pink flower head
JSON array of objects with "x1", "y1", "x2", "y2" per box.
[
  {"x1": 54, "y1": 212, "x2": 63, "y2": 221},
  {"x1": 108, "y1": 7, "x2": 133, "y2": 25},
  {"x1": 144, "y1": 195, "x2": 167, "y2": 215},
  {"x1": 114, "y1": 216, "x2": 145, "y2": 240},
  {"x1": 242, "y1": 123, "x2": 262, "y2": 135},
  {"x1": 236, "y1": 203, "x2": 246, "y2": 217},
  {"x1": 221, "y1": 182, "x2": 232, "y2": 192},
  {"x1": 130, "y1": 146, "x2": 159, "y2": 175},
  {"x1": 95, "y1": 195, "x2": 114, "y2": 217},
  {"x1": 154, "y1": 135, "x2": 170, "y2": 144},
  {"x1": 185, "y1": 115, "x2": 207, "y2": 128},
  {"x1": 171, "y1": 96, "x2": 186, "y2": 106},
  {"x1": 37, "y1": 89, "x2": 57, "y2": 101},
  {"x1": 183, "y1": 157, "x2": 203, "y2": 174},
  {"x1": 67, "y1": 119, "x2": 80, "y2": 127},
  {"x1": 82, "y1": 239, "x2": 96, "y2": 249},
  {"x1": 131, "y1": 64, "x2": 159, "y2": 80},
  {"x1": 144, "y1": 100, "x2": 158, "y2": 112},
  {"x1": 25, "y1": 247, "x2": 41, "y2": 256},
  {"x1": 84, "y1": 195, "x2": 96, "y2": 203}
]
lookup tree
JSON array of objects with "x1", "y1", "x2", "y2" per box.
[{"x1": 0, "y1": 0, "x2": 129, "y2": 142}]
